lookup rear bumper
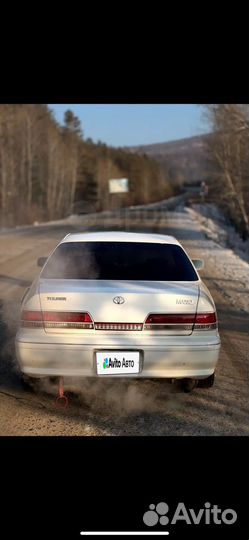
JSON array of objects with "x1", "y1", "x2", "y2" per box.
[{"x1": 15, "y1": 336, "x2": 221, "y2": 379}]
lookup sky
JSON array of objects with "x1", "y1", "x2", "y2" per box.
[{"x1": 49, "y1": 104, "x2": 209, "y2": 147}]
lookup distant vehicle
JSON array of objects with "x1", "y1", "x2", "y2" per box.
[
  {"x1": 201, "y1": 181, "x2": 209, "y2": 201},
  {"x1": 201, "y1": 180, "x2": 209, "y2": 192},
  {"x1": 15, "y1": 232, "x2": 220, "y2": 393}
]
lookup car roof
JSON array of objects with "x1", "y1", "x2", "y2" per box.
[{"x1": 61, "y1": 231, "x2": 180, "y2": 245}]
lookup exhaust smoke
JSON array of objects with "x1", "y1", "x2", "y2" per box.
[{"x1": 38, "y1": 375, "x2": 184, "y2": 419}]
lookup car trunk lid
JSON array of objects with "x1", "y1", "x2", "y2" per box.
[{"x1": 38, "y1": 279, "x2": 199, "y2": 335}]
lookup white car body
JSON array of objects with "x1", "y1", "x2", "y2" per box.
[{"x1": 15, "y1": 231, "x2": 220, "y2": 381}]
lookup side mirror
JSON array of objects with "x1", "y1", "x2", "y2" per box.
[
  {"x1": 37, "y1": 257, "x2": 47, "y2": 267},
  {"x1": 192, "y1": 258, "x2": 204, "y2": 270}
]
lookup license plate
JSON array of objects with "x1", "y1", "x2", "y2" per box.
[{"x1": 96, "y1": 351, "x2": 140, "y2": 375}]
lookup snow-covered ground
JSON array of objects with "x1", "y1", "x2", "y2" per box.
[
  {"x1": 188, "y1": 203, "x2": 249, "y2": 263},
  {"x1": 184, "y1": 204, "x2": 249, "y2": 314}
]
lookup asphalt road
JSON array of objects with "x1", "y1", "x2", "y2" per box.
[{"x1": 0, "y1": 206, "x2": 248, "y2": 435}]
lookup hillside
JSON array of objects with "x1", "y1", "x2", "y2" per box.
[{"x1": 127, "y1": 133, "x2": 212, "y2": 188}]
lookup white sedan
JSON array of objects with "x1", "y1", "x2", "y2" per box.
[{"x1": 15, "y1": 231, "x2": 221, "y2": 392}]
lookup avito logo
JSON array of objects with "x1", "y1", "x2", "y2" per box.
[
  {"x1": 103, "y1": 358, "x2": 110, "y2": 369},
  {"x1": 143, "y1": 501, "x2": 237, "y2": 527}
]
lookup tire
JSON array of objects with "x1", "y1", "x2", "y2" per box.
[
  {"x1": 49, "y1": 376, "x2": 59, "y2": 384},
  {"x1": 181, "y1": 378, "x2": 197, "y2": 393},
  {"x1": 197, "y1": 373, "x2": 215, "y2": 388},
  {"x1": 21, "y1": 374, "x2": 42, "y2": 391}
]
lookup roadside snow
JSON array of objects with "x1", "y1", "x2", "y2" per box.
[
  {"x1": 188, "y1": 203, "x2": 249, "y2": 264},
  {"x1": 184, "y1": 204, "x2": 249, "y2": 314}
]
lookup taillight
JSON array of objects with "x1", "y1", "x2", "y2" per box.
[
  {"x1": 21, "y1": 311, "x2": 94, "y2": 329},
  {"x1": 144, "y1": 313, "x2": 195, "y2": 331},
  {"x1": 21, "y1": 311, "x2": 43, "y2": 327},
  {"x1": 144, "y1": 312, "x2": 217, "y2": 331},
  {"x1": 194, "y1": 312, "x2": 217, "y2": 330}
]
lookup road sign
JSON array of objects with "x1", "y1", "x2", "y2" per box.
[{"x1": 108, "y1": 178, "x2": 129, "y2": 193}]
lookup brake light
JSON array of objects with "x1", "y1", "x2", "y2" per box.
[
  {"x1": 144, "y1": 312, "x2": 217, "y2": 331},
  {"x1": 145, "y1": 314, "x2": 196, "y2": 325},
  {"x1": 194, "y1": 312, "x2": 217, "y2": 330},
  {"x1": 144, "y1": 313, "x2": 195, "y2": 330},
  {"x1": 21, "y1": 311, "x2": 43, "y2": 327},
  {"x1": 21, "y1": 311, "x2": 94, "y2": 329},
  {"x1": 21, "y1": 311, "x2": 43, "y2": 322}
]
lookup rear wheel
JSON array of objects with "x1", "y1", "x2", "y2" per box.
[
  {"x1": 21, "y1": 374, "x2": 42, "y2": 391},
  {"x1": 197, "y1": 373, "x2": 215, "y2": 388},
  {"x1": 181, "y1": 378, "x2": 197, "y2": 393}
]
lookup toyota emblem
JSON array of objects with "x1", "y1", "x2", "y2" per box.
[{"x1": 113, "y1": 296, "x2": 125, "y2": 305}]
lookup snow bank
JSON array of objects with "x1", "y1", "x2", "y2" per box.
[
  {"x1": 187, "y1": 203, "x2": 249, "y2": 264},
  {"x1": 183, "y1": 204, "x2": 249, "y2": 314}
]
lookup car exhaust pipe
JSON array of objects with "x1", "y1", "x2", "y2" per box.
[{"x1": 55, "y1": 377, "x2": 69, "y2": 408}]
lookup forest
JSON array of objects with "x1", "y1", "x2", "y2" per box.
[
  {"x1": 202, "y1": 104, "x2": 249, "y2": 240},
  {"x1": 0, "y1": 105, "x2": 172, "y2": 227}
]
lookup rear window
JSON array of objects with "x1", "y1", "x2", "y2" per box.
[{"x1": 41, "y1": 242, "x2": 198, "y2": 281}]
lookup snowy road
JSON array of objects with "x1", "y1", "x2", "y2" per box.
[{"x1": 0, "y1": 205, "x2": 248, "y2": 435}]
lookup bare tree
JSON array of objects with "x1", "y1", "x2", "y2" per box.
[{"x1": 203, "y1": 104, "x2": 249, "y2": 239}]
